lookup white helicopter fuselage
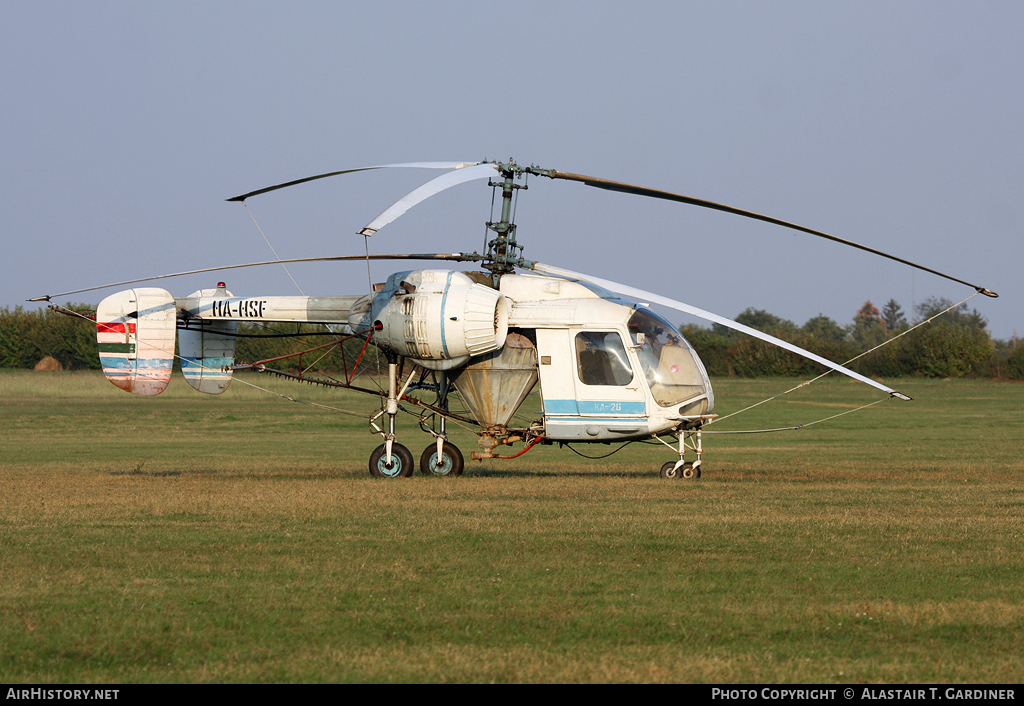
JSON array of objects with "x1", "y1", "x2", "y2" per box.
[{"x1": 149, "y1": 266, "x2": 712, "y2": 442}]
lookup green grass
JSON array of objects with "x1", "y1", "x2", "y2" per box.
[{"x1": 1, "y1": 370, "x2": 1022, "y2": 682}]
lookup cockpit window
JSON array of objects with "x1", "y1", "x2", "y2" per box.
[
  {"x1": 575, "y1": 331, "x2": 633, "y2": 386},
  {"x1": 628, "y1": 309, "x2": 708, "y2": 407}
]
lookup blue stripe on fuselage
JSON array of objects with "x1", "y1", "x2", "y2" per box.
[{"x1": 544, "y1": 399, "x2": 646, "y2": 415}]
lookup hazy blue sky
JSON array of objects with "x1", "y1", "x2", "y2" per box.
[{"x1": 4, "y1": 1, "x2": 1020, "y2": 340}]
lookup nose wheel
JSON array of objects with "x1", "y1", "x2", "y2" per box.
[
  {"x1": 659, "y1": 460, "x2": 701, "y2": 479},
  {"x1": 658, "y1": 428, "x2": 704, "y2": 479}
]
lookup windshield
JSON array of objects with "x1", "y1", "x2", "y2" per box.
[{"x1": 627, "y1": 308, "x2": 710, "y2": 408}]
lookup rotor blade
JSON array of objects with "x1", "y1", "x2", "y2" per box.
[
  {"x1": 543, "y1": 169, "x2": 997, "y2": 298},
  {"x1": 532, "y1": 262, "x2": 911, "y2": 400},
  {"x1": 357, "y1": 163, "x2": 499, "y2": 236},
  {"x1": 29, "y1": 253, "x2": 471, "y2": 301},
  {"x1": 226, "y1": 161, "x2": 482, "y2": 202}
]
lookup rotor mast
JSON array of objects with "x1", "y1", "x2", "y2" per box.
[{"x1": 482, "y1": 161, "x2": 531, "y2": 278}]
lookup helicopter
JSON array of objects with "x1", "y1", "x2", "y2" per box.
[{"x1": 33, "y1": 160, "x2": 998, "y2": 479}]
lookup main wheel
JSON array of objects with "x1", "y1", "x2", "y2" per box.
[
  {"x1": 420, "y1": 441, "x2": 464, "y2": 476},
  {"x1": 659, "y1": 461, "x2": 681, "y2": 479},
  {"x1": 369, "y1": 443, "x2": 415, "y2": 478},
  {"x1": 681, "y1": 462, "x2": 702, "y2": 479}
]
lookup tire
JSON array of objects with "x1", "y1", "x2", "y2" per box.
[
  {"x1": 369, "y1": 443, "x2": 415, "y2": 478},
  {"x1": 681, "y1": 462, "x2": 697, "y2": 479},
  {"x1": 659, "y1": 461, "x2": 681, "y2": 479},
  {"x1": 420, "y1": 441, "x2": 464, "y2": 476}
]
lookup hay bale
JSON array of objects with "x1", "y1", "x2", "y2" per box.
[{"x1": 34, "y1": 356, "x2": 64, "y2": 372}]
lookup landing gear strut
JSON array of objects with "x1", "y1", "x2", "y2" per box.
[
  {"x1": 368, "y1": 359, "x2": 465, "y2": 478},
  {"x1": 368, "y1": 354, "x2": 420, "y2": 478},
  {"x1": 419, "y1": 371, "x2": 463, "y2": 476}
]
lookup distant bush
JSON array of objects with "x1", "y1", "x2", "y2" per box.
[
  {"x1": 1007, "y1": 345, "x2": 1024, "y2": 380},
  {"x1": 0, "y1": 305, "x2": 100, "y2": 370}
]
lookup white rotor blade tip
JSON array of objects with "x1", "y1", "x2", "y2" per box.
[{"x1": 358, "y1": 163, "x2": 498, "y2": 236}]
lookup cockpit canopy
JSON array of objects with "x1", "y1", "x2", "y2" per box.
[{"x1": 627, "y1": 308, "x2": 713, "y2": 413}]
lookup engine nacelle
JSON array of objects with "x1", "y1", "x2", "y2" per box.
[{"x1": 348, "y1": 270, "x2": 509, "y2": 370}]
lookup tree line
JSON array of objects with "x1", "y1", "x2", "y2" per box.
[
  {"x1": 3, "y1": 298, "x2": 1023, "y2": 379},
  {"x1": 681, "y1": 297, "x2": 1024, "y2": 380}
]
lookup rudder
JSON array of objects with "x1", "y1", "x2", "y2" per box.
[
  {"x1": 179, "y1": 287, "x2": 237, "y2": 394},
  {"x1": 96, "y1": 288, "x2": 176, "y2": 396}
]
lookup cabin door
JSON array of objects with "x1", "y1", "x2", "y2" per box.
[{"x1": 535, "y1": 328, "x2": 647, "y2": 441}]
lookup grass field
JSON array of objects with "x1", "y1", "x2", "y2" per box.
[{"x1": 1, "y1": 370, "x2": 1022, "y2": 683}]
